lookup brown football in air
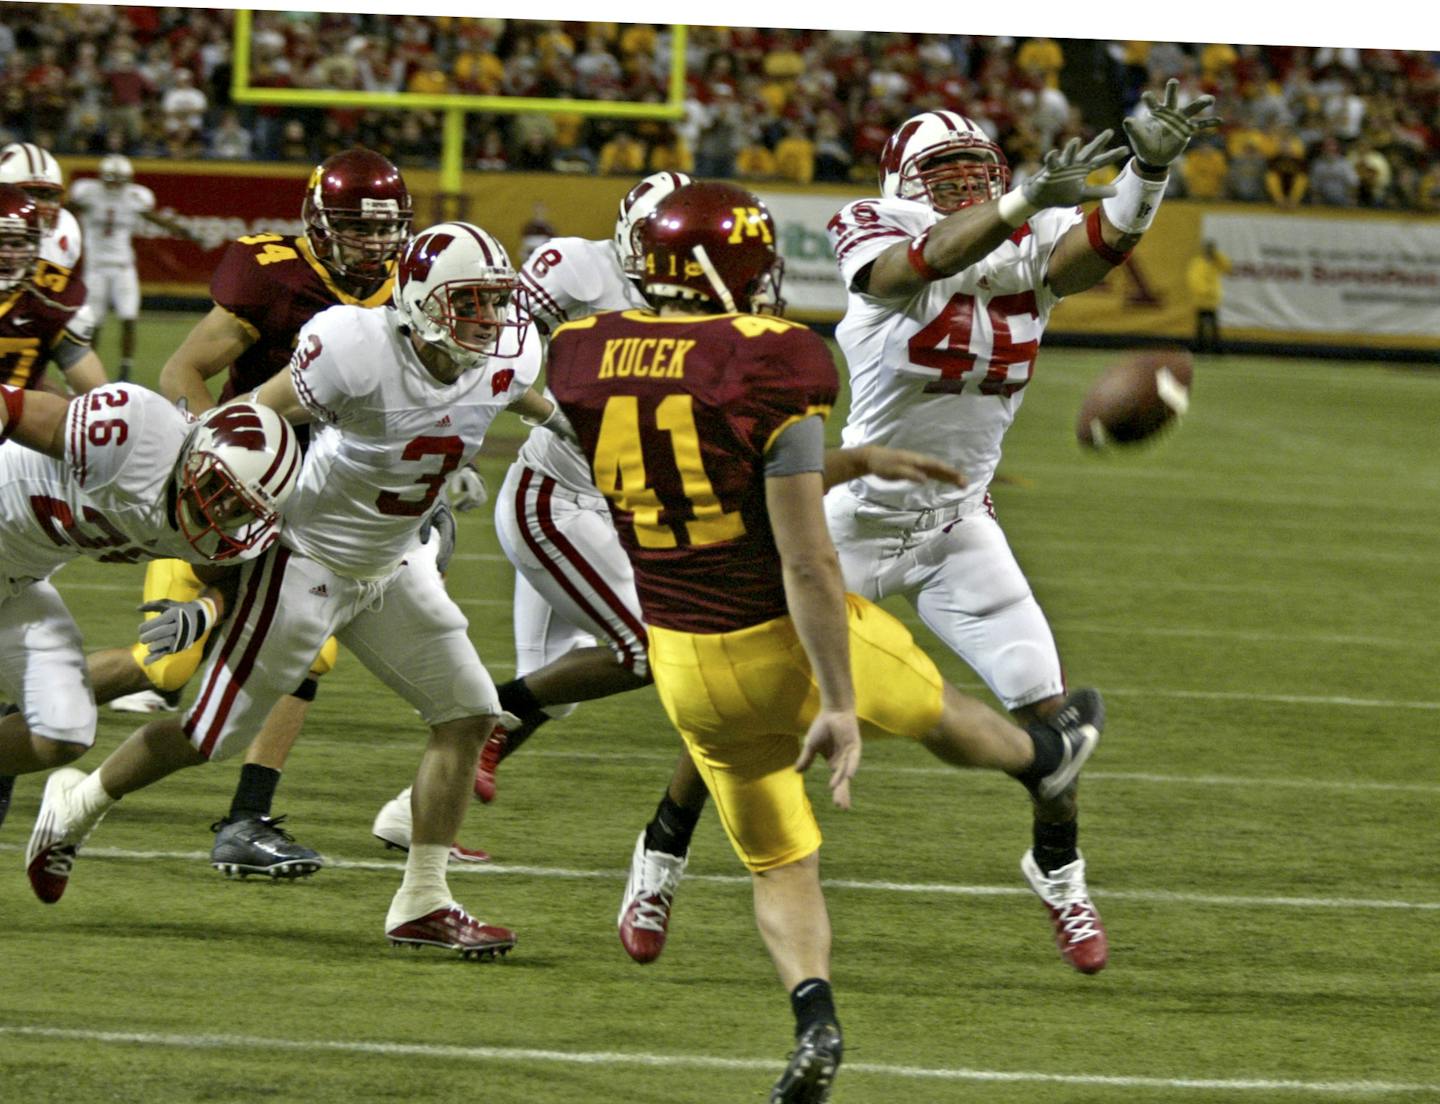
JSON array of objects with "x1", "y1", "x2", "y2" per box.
[{"x1": 1076, "y1": 348, "x2": 1194, "y2": 448}]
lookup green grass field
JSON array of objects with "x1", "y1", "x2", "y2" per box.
[{"x1": 1, "y1": 314, "x2": 1437, "y2": 1103}]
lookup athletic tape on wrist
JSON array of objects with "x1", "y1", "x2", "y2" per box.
[
  {"x1": 0, "y1": 384, "x2": 24, "y2": 443},
  {"x1": 1086, "y1": 208, "x2": 1133, "y2": 267},
  {"x1": 996, "y1": 188, "x2": 1040, "y2": 229},
  {"x1": 1100, "y1": 163, "x2": 1168, "y2": 234},
  {"x1": 906, "y1": 230, "x2": 944, "y2": 282}
]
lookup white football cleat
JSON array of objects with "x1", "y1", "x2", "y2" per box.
[
  {"x1": 1021, "y1": 848, "x2": 1109, "y2": 974},
  {"x1": 372, "y1": 788, "x2": 490, "y2": 863},
  {"x1": 108, "y1": 689, "x2": 180, "y2": 714},
  {"x1": 617, "y1": 829, "x2": 688, "y2": 964},
  {"x1": 26, "y1": 768, "x2": 108, "y2": 904}
]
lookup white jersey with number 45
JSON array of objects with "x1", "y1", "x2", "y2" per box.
[
  {"x1": 827, "y1": 195, "x2": 1081, "y2": 512},
  {"x1": 283, "y1": 303, "x2": 541, "y2": 580},
  {"x1": 69, "y1": 178, "x2": 156, "y2": 267},
  {"x1": 516, "y1": 236, "x2": 646, "y2": 494}
]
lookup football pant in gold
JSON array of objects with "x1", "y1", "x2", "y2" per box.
[
  {"x1": 648, "y1": 594, "x2": 944, "y2": 873},
  {"x1": 130, "y1": 559, "x2": 338, "y2": 691}
]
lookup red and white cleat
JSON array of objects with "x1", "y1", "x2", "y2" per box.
[
  {"x1": 472, "y1": 728, "x2": 507, "y2": 804},
  {"x1": 371, "y1": 790, "x2": 491, "y2": 862},
  {"x1": 1021, "y1": 849, "x2": 1109, "y2": 974},
  {"x1": 386, "y1": 903, "x2": 516, "y2": 961},
  {"x1": 25, "y1": 768, "x2": 105, "y2": 905},
  {"x1": 617, "y1": 830, "x2": 688, "y2": 964}
]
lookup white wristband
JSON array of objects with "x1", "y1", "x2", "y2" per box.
[
  {"x1": 1101, "y1": 162, "x2": 1169, "y2": 234},
  {"x1": 996, "y1": 188, "x2": 1040, "y2": 228}
]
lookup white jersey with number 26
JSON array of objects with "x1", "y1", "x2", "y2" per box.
[{"x1": 827, "y1": 196, "x2": 1080, "y2": 512}]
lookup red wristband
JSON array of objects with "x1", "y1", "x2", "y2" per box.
[
  {"x1": 1086, "y1": 207, "x2": 1132, "y2": 267},
  {"x1": 907, "y1": 230, "x2": 945, "y2": 282},
  {"x1": 0, "y1": 384, "x2": 23, "y2": 443}
]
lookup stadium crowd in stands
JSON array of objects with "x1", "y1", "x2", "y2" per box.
[{"x1": 2, "y1": 6, "x2": 1438, "y2": 210}]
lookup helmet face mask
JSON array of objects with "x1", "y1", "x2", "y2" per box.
[
  {"x1": 302, "y1": 149, "x2": 413, "y2": 287},
  {"x1": 0, "y1": 183, "x2": 42, "y2": 294},
  {"x1": 0, "y1": 143, "x2": 64, "y2": 231},
  {"x1": 639, "y1": 182, "x2": 786, "y2": 316},
  {"x1": 614, "y1": 171, "x2": 693, "y2": 279},
  {"x1": 173, "y1": 403, "x2": 301, "y2": 562},
  {"x1": 880, "y1": 112, "x2": 1011, "y2": 215},
  {"x1": 392, "y1": 223, "x2": 532, "y2": 375}
]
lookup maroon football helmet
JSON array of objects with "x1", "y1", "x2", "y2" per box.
[
  {"x1": 638, "y1": 182, "x2": 784, "y2": 315},
  {"x1": 0, "y1": 183, "x2": 42, "y2": 295},
  {"x1": 302, "y1": 148, "x2": 413, "y2": 287}
]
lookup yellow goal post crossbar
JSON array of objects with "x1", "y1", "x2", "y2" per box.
[{"x1": 230, "y1": 10, "x2": 688, "y2": 193}]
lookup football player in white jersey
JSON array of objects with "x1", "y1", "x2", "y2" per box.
[
  {"x1": 823, "y1": 80, "x2": 1219, "y2": 974},
  {"x1": 0, "y1": 142, "x2": 83, "y2": 279},
  {"x1": 0, "y1": 382, "x2": 297, "y2": 859},
  {"x1": 69, "y1": 154, "x2": 194, "y2": 382},
  {"x1": 26, "y1": 223, "x2": 552, "y2": 959}
]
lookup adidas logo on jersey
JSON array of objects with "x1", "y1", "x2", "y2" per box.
[
  {"x1": 309, "y1": 584, "x2": 329, "y2": 597},
  {"x1": 435, "y1": 414, "x2": 452, "y2": 427}
]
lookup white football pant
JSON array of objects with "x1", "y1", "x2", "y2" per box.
[
  {"x1": 494, "y1": 461, "x2": 649, "y2": 703},
  {"x1": 824, "y1": 485, "x2": 1064, "y2": 711},
  {"x1": 84, "y1": 264, "x2": 143, "y2": 323},
  {"x1": 0, "y1": 581, "x2": 96, "y2": 746}
]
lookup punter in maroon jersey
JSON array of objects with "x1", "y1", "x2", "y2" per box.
[
  {"x1": 546, "y1": 182, "x2": 1104, "y2": 1103},
  {"x1": 0, "y1": 183, "x2": 107, "y2": 395}
]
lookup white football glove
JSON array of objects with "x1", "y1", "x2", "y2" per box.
[
  {"x1": 1122, "y1": 78, "x2": 1222, "y2": 169},
  {"x1": 446, "y1": 465, "x2": 488, "y2": 512},
  {"x1": 137, "y1": 597, "x2": 217, "y2": 663},
  {"x1": 1021, "y1": 130, "x2": 1130, "y2": 209},
  {"x1": 419, "y1": 498, "x2": 457, "y2": 574}
]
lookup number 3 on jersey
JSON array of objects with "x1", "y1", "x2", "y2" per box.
[
  {"x1": 592, "y1": 395, "x2": 744, "y2": 549},
  {"x1": 910, "y1": 291, "x2": 1039, "y2": 396}
]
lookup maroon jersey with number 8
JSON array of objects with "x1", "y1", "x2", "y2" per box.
[{"x1": 547, "y1": 309, "x2": 839, "y2": 634}]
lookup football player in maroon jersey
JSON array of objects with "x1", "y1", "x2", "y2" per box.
[
  {"x1": 78, "y1": 150, "x2": 433, "y2": 877},
  {"x1": 0, "y1": 183, "x2": 108, "y2": 396},
  {"x1": 546, "y1": 182, "x2": 1105, "y2": 1104}
]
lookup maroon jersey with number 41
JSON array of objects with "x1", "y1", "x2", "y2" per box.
[{"x1": 547, "y1": 309, "x2": 839, "y2": 634}]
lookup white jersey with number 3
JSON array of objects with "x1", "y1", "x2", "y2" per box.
[
  {"x1": 517, "y1": 236, "x2": 646, "y2": 493},
  {"x1": 283, "y1": 303, "x2": 541, "y2": 579},
  {"x1": 828, "y1": 196, "x2": 1080, "y2": 512},
  {"x1": 69, "y1": 178, "x2": 156, "y2": 267}
]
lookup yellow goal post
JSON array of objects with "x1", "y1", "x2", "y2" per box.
[{"x1": 230, "y1": 10, "x2": 688, "y2": 214}]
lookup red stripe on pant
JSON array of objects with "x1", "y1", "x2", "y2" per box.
[
  {"x1": 515, "y1": 467, "x2": 647, "y2": 668},
  {"x1": 187, "y1": 545, "x2": 293, "y2": 759}
]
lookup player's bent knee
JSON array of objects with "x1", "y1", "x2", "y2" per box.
[
  {"x1": 139, "y1": 643, "x2": 205, "y2": 693},
  {"x1": 307, "y1": 636, "x2": 339, "y2": 678},
  {"x1": 32, "y1": 733, "x2": 92, "y2": 766},
  {"x1": 989, "y1": 640, "x2": 1063, "y2": 711}
]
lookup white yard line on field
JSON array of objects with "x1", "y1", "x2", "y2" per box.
[
  {"x1": 3, "y1": 845, "x2": 1434, "y2": 912},
  {"x1": 0, "y1": 1026, "x2": 1432, "y2": 1096}
]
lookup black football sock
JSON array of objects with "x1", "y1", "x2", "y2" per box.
[
  {"x1": 228, "y1": 764, "x2": 281, "y2": 821},
  {"x1": 496, "y1": 677, "x2": 551, "y2": 742},
  {"x1": 643, "y1": 792, "x2": 702, "y2": 858},
  {"x1": 1012, "y1": 723, "x2": 1064, "y2": 801},
  {"x1": 1032, "y1": 818, "x2": 1079, "y2": 875},
  {"x1": 789, "y1": 978, "x2": 841, "y2": 1041}
]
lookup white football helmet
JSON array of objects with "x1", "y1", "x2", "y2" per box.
[
  {"x1": 392, "y1": 223, "x2": 531, "y2": 371},
  {"x1": 174, "y1": 403, "x2": 301, "y2": 563},
  {"x1": 99, "y1": 154, "x2": 134, "y2": 187},
  {"x1": 0, "y1": 142, "x2": 65, "y2": 230},
  {"x1": 614, "y1": 170, "x2": 693, "y2": 279},
  {"x1": 879, "y1": 111, "x2": 1010, "y2": 214}
]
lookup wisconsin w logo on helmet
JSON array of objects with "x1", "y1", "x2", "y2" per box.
[{"x1": 204, "y1": 406, "x2": 267, "y2": 452}]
